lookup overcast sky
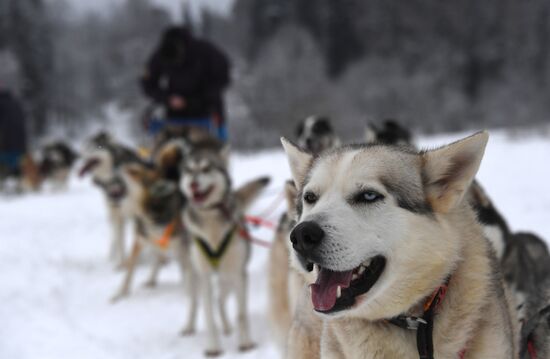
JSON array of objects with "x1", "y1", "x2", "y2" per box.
[{"x1": 68, "y1": 0, "x2": 234, "y2": 20}]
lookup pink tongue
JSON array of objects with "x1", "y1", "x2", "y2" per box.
[{"x1": 310, "y1": 268, "x2": 354, "y2": 311}]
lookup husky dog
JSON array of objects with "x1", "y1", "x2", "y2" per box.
[
  {"x1": 0, "y1": 153, "x2": 41, "y2": 193},
  {"x1": 281, "y1": 132, "x2": 518, "y2": 358},
  {"x1": 268, "y1": 180, "x2": 323, "y2": 357},
  {"x1": 180, "y1": 143, "x2": 269, "y2": 356},
  {"x1": 110, "y1": 164, "x2": 196, "y2": 330},
  {"x1": 364, "y1": 119, "x2": 412, "y2": 146},
  {"x1": 296, "y1": 116, "x2": 340, "y2": 155},
  {"x1": 79, "y1": 132, "x2": 144, "y2": 267},
  {"x1": 39, "y1": 141, "x2": 78, "y2": 190},
  {"x1": 519, "y1": 284, "x2": 550, "y2": 359},
  {"x1": 502, "y1": 232, "x2": 550, "y2": 319},
  {"x1": 268, "y1": 181, "x2": 297, "y2": 347},
  {"x1": 467, "y1": 181, "x2": 511, "y2": 259}
]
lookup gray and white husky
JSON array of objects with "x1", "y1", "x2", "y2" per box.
[
  {"x1": 179, "y1": 142, "x2": 269, "y2": 356},
  {"x1": 281, "y1": 132, "x2": 518, "y2": 358},
  {"x1": 79, "y1": 132, "x2": 144, "y2": 267},
  {"x1": 296, "y1": 115, "x2": 340, "y2": 155}
]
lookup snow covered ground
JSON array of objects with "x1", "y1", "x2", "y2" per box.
[{"x1": 1, "y1": 130, "x2": 549, "y2": 358}]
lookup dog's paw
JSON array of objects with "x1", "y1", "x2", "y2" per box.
[
  {"x1": 204, "y1": 349, "x2": 223, "y2": 357},
  {"x1": 143, "y1": 280, "x2": 157, "y2": 289},
  {"x1": 114, "y1": 261, "x2": 128, "y2": 271},
  {"x1": 238, "y1": 342, "x2": 256, "y2": 352},
  {"x1": 222, "y1": 326, "x2": 232, "y2": 336},
  {"x1": 110, "y1": 291, "x2": 128, "y2": 303},
  {"x1": 180, "y1": 326, "x2": 195, "y2": 336}
]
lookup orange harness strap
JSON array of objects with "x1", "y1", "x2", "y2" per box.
[{"x1": 154, "y1": 220, "x2": 178, "y2": 250}]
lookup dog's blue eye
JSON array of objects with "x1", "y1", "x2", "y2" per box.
[
  {"x1": 303, "y1": 191, "x2": 318, "y2": 204},
  {"x1": 354, "y1": 190, "x2": 383, "y2": 204}
]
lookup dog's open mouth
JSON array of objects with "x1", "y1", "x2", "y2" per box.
[
  {"x1": 79, "y1": 158, "x2": 100, "y2": 177},
  {"x1": 191, "y1": 185, "x2": 214, "y2": 203},
  {"x1": 310, "y1": 256, "x2": 386, "y2": 314}
]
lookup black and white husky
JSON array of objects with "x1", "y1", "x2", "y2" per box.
[
  {"x1": 79, "y1": 132, "x2": 145, "y2": 267},
  {"x1": 296, "y1": 115, "x2": 340, "y2": 155},
  {"x1": 39, "y1": 141, "x2": 78, "y2": 190}
]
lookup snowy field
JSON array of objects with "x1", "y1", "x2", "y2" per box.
[{"x1": 1, "y1": 130, "x2": 549, "y2": 359}]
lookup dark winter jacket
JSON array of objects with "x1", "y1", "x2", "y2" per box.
[
  {"x1": 141, "y1": 27, "x2": 231, "y2": 121},
  {"x1": 0, "y1": 90, "x2": 27, "y2": 153}
]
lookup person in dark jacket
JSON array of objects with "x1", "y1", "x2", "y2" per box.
[
  {"x1": 0, "y1": 87, "x2": 27, "y2": 176},
  {"x1": 141, "y1": 26, "x2": 231, "y2": 140}
]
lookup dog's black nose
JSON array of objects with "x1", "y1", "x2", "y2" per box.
[{"x1": 290, "y1": 221, "x2": 324, "y2": 256}]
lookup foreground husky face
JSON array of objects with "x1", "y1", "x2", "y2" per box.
[
  {"x1": 180, "y1": 148, "x2": 230, "y2": 208},
  {"x1": 282, "y1": 132, "x2": 488, "y2": 320}
]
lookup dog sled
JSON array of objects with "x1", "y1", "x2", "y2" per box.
[{"x1": 145, "y1": 116, "x2": 227, "y2": 142}]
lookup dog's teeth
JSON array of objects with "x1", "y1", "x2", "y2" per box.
[
  {"x1": 352, "y1": 273, "x2": 358, "y2": 281},
  {"x1": 363, "y1": 258, "x2": 372, "y2": 267},
  {"x1": 336, "y1": 286, "x2": 342, "y2": 298},
  {"x1": 358, "y1": 266, "x2": 366, "y2": 275}
]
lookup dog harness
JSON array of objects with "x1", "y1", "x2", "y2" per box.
[
  {"x1": 154, "y1": 219, "x2": 178, "y2": 250},
  {"x1": 388, "y1": 277, "x2": 466, "y2": 359},
  {"x1": 194, "y1": 225, "x2": 237, "y2": 269}
]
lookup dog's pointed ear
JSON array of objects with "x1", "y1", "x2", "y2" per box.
[
  {"x1": 235, "y1": 176, "x2": 270, "y2": 210},
  {"x1": 284, "y1": 180, "x2": 298, "y2": 219},
  {"x1": 281, "y1": 137, "x2": 313, "y2": 188},
  {"x1": 422, "y1": 131, "x2": 489, "y2": 213}
]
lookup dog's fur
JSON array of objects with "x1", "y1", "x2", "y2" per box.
[
  {"x1": 502, "y1": 232, "x2": 550, "y2": 322},
  {"x1": 365, "y1": 121, "x2": 511, "y2": 260},
  {"x1": 364, "y1": 119, "x2": 412, "y2": 147},
  {"x1": 519, "y1": 283, "x2": 550, "y2": 359},
  {"x1": 39, "y1": 141, "x2": 78, "y2": 190},
  {"x1": 268, "y1": 181, "x2": 323, "y2": 357},
  {"x1": 296, "y1": 116, "x2": 340, "y2": 155},
  {"x1": 180, "y1": 144, "x2": 269, "y2": 356},
  {"x1": 281, "y1": 132, "x2": 518, "y2": 358},
  {"x1": 110, "y1": 163, "x2": 197, "y2": 333},
  {"x1": 79, "y1": 132, "x2": 144, "y2": 267}
]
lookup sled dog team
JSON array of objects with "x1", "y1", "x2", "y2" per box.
[{"x1": 70, "y1": 117, "x2": 550, "y2": 358}]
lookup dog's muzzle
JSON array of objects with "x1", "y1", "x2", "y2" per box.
[{"x1": 290, "y1": 221, "x2": 324, "y2": 260}]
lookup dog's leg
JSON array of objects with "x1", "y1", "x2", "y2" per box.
[
  {"x1": 236, "y1": 270, "x2": 255, "y2": 352},
  {"x1": 218, "y1": 279, "x2": 232, "y2": 335},
  {"x1": 111, "y1": 239, "x2": 141, "y2": 303},
  {"x1": 109, "y1": 206, "x2": 126, "y2": 268},
  {"x1": 143, "y1": 253, "x2": 164, "y2": 288},
  {"x1": 175, "y1": 241, "x2": 198, "y2": 336},
  {"x1": 202, "y1": 273, "x2": 222, "y2": 356}
]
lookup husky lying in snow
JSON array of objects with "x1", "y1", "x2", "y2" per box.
[
  {"x1": 296, "y1": 115, "x2": 340, "y2": 155},
  {"x1": 179, "y1": 142, "x2": 269, "y2": 356},
  {"x1": 281, "y1": 132, "x2": 518, "y2": 358},
  {"x1": 79, "y1": 132, "x2": 144, "y2": 267}
]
